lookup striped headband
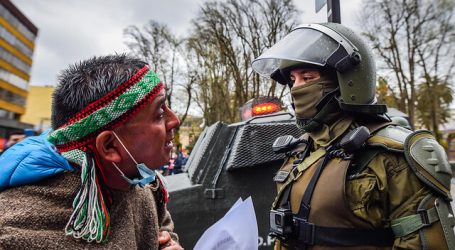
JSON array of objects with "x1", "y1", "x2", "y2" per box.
[
  {"x1": 46, "y1": 65, "x2": 164, "y2": 243},
  {"x1": 47, "y1": 65, "x2": 164, "y2": 152}
]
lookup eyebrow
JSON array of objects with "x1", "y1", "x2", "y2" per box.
[{"x1": 154, "y1": 93, "x2": 166, "y2": 106}]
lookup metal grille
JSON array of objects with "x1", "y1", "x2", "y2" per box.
[
  {"x1": 226, "y1": 121, "x2": 300, "y2": 170},
  {"x1": 186, "y1": 122, "x2": 223, "y2": 181}
]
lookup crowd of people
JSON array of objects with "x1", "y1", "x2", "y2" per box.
[{"x1": 159, "y1": 148, "x2": 189, "y2": 176}]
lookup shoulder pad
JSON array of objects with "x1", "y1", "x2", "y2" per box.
[
  {"x1": 404, "y1": 130, "x2": 453, "y2": 198},
  {"x1": 366, "y1": 125, "x2": 412, "y2": 152}
]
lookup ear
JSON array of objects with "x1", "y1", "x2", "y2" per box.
[{"x1": 95, "y1": 131, "x2": 122, "y2": 163}]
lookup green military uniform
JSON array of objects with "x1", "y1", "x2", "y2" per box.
[
  {"x1": 252, "y1": 23, "x2": 455, "y2": 249},
  {"x1": 272, "y1": 119, "x2": 454, "y2": 249}
]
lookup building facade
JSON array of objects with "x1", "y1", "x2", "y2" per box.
[
  {"x1": 20, "y1": 85, "x2": 53, "y2": 133},
  {"x1": 0, "y1": 0, "x2": 37, "y2": 138}
]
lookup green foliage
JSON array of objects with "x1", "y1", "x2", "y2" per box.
[
  {"x1": 376, "y1": 76, "x2": 399, "y2": 108},
  {"x1": 416, "y1": 75, "x2": 453, "y2": 141}
]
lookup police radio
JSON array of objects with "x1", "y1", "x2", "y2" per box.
[
  {"x1": 338, "y1": 126, "x2": 370, "y2": 153},
  {"x1": 272, "y1": 135, "x2": 308, "y2": 155}
]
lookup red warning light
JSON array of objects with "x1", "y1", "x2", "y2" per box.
[
  {"x1": 240, "y1": 96, "x2": 283, "y2": 121},
  {"x1": 252, "y1": 103, "x2": 280, "y2": 116}
]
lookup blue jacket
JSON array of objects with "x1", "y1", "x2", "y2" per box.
[{"x1": 0, "y1": 131, "x2": 74, "y2": 191}]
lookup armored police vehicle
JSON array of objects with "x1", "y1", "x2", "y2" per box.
[{"x1": 165, "y1": 98, "x2": 298, "y2": 249}]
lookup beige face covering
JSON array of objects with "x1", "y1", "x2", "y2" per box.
[{"x1": 290, "y1": 76, "x2": 337, "y2": 120}]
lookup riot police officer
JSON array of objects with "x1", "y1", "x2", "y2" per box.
[{"x1": 252, "y1": 23, "x2": 455, "y2": 249}]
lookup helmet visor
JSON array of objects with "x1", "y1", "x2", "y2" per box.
[{"x1": 252, "y1": 28, "x2": 340, "y2": 77}]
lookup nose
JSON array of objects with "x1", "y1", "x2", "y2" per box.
[
  {"x1": 293, "y1": 74, "x2": 306, "y2": 87},
  {"x1": 166, "y1": 109, "x2": 180, "y2": 131}
]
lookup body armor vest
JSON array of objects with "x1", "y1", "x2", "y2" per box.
[
  {"x1": 282, "y1": 155, "x2": 392, "y2": 250},
  {"x1": 273, "y1": 123, "x2": 395, "y2": 249}
]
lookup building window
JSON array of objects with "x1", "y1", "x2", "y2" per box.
[
  {"x1": 0, "y1": 4, "x2": 36, "y2": 42},
  {"x1": 0, "y1": 46, "x2": 31, "y2": 74},
  {"x1": 0, "y1": 68, "x2": 28, "y2": 89},
  {"x1": 0, "y1": 108, "x2": 15, "y2": 119},
  {"x1": 0, "y1": 25, "x2": 33, "y2": 58}
]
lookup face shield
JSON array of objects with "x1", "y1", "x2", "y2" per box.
[{"x1": 252, "y1": 24, "x2": 361, "y2": 82}]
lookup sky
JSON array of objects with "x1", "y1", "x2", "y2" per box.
[{"x1": 11, "y1": 0, "x2": 362, "y2": 86}]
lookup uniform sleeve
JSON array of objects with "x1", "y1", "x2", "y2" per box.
[{"x1": 346, "y1": 151, "x2": 451, "y2": 249}]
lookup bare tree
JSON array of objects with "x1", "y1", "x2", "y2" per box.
[
  {"x1": 124, "y1": 21, "x2": 183, "y2": 110},
  {"x1": 360, "y1": 0, "x2": 455, "y2": 129},
  {"x1": 124, "y1": 20, "x2": 196, "y2": 149},
  {"x1": 186, "y1": 30, "x2": 234, "y2": 125},
  {"x1": 123, "y1": 1, "x2": 300, "y2": 126},
  {"x1": 186, "y1": 0, "x2": 300, "y2": 125}
]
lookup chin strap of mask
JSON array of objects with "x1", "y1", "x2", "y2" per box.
[
  {"x1": 111, "y1": 131, "x2": 169, "y2": 203},
  {"x1": 296, "y1": 88, "x2": 341, "y2": 132}
]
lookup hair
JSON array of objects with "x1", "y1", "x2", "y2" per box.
[{"x1": 51, "y1": 54, "x2": 147, "y2": 129}]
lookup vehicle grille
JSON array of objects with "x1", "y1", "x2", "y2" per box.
[{"x1": 226, "y1": 121, "x2": 300, "y2": 170}]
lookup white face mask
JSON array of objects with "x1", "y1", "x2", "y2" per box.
[{"x1": 111, "y1": 131, "x2": 157, "y2": 188}]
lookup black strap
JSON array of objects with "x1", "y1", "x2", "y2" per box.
[
  {"x1": 279, "y1": 140, "x2": 313, "y2": 209},
  {"x1": 297, "y1": 150, "x2": 332, "y2": 219},
  {"x1": 292, "y1": 218, "x2": 394, "y2": 247},
  {"x1": 279, "y1": 183, "x2": 292, "y2": 209},
  {"x1": 276, "y1": 124, "x2": 396, "y2": 248},
  {"x1": 337, "y1": 99, "x2": 388, "y2": 114},
  {"x1": 289, "y1": 149, "x2": 395, "y2": 247},
  {"x1": 279, "y1": 138, "x2": 313, "y2": 208}
]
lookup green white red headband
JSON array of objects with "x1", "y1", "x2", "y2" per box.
[
  {"x1": 47, "y1": 65, "x2": 164, "y2": 152},
  {"x1": 46, "y1": 65, "x2": 165, "y2": 243}
]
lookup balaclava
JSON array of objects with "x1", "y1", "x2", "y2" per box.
[
  {"x1": 290, "y1": 70, "x2": 353, "y2": 146},
  {"x1": 291, "y1": 74, "x2": 337, "y2": 121}
]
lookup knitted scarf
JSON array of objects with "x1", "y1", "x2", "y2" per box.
[{"x1": 46, "y1": 65, "x2": 164, "y2": 243}]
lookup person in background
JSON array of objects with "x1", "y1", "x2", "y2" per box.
[
  {"x1": 172, "y1": 147, "x2": 185, "y2": 175},
  {"x1": 0, "y1": 55, "x2": 183, "y2": 250},
  {"x1": 182, "y1": 149, "x2": 189, "y2": 169},
  {"x1": 4, "y1": 133, "x2": 26, "y2": 150}
]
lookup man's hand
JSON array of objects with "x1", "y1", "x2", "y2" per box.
[{"x1": 159, "y1": 231, "x2": 183, "y2": 250}]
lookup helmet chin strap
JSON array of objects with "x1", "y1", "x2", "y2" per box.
[{"x1": 336, "y1": 96, "x2": 388, "y2": 114}]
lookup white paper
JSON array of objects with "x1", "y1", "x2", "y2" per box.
[{"x1": 194, "y1": 197, "x2": 259, "y2": 250}]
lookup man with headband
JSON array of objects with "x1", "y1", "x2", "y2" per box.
[
  {"x1": 253, "y1": 23, "x2": 454, "y2": 249},
  {"x1": 0, "y1": 55, "x2": 183, "y2": 249}
]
